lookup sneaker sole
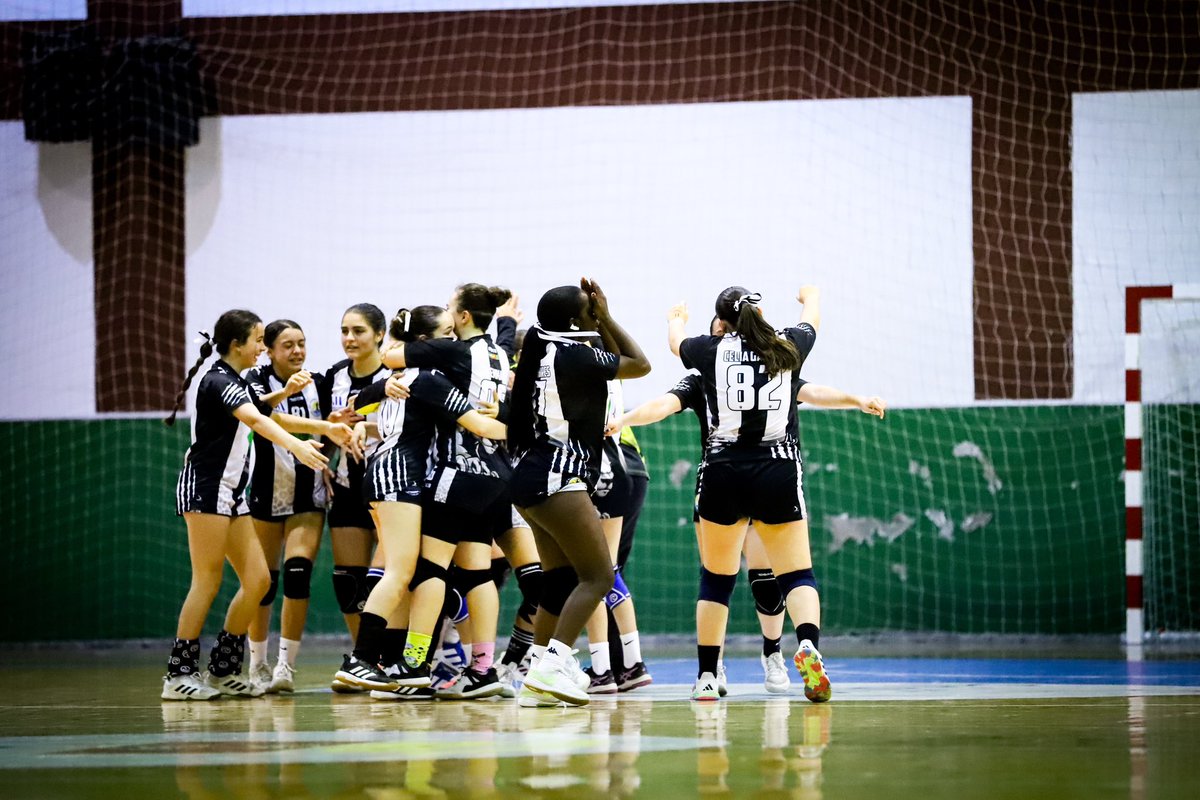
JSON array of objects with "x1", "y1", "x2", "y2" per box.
[
  {"x1": 793, "y1": 650, "x2": 832, "y2": 703},
  {"x1": 587, "y1": 683, "x2": 619, "y2": 695},
  {"x1": 334, "y1": 670, "x2": 399, "y2": 691},
  {"x1": 517, "y1": 693, "x2": 561, "y2": 708},
  {"x1": 618, "y1": 675, "x2": 653, "y2": 693},
  {"x1": 524, "y1": 679, "x2": 590, "y2": 707},
  {"x1": 161, "y1": 687, "x2": 221, "y2": 701},
  {"x1": 269, "y1": 682, "x2": 295, "y2": 693},
  {"x1": 370, "y1": 687, "x2": 435, "y2": 701},
  {"x1": 330, "y1": 679, "x2": 365, "y2": 694}
]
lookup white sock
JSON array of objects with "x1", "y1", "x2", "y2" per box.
[
  {"x1": 248, "y1": 639, "x2": 268, "y2": 670},
  {"x1": 589, "y1": 642, "x2": 611, "y2": 675},
  {"x1": 529, "y1": 644, "x2": 547, "y2": 667},
  {"x1": 620, "y1": 631, "x2": 642, "y2": 666},
  {"x1": 544, "y1": 639, "x2": 571, "y2": 666},
  {"x1": 278, "y1": 637, "x2": 301, "y2": 667}
]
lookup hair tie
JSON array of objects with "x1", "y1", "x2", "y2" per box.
[
  {"x1": 195, "y1": 330, "x2": 213, "y2": 345},
  {"x1": 732, "y1": 292, "x2": 761, "y2": 312},
  {"x1": 402, "y1": 312, "x2": 411, "y2": 333}
]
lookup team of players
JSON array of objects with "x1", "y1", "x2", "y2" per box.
[{"x1": 161, "y1": 280, "x2": 885, "y2": 706}]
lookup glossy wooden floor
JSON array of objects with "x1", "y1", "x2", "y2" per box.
[{"x1": 1, "y1": 647, "x2": 1198, "y2": 799}]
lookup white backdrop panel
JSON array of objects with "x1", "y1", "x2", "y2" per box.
[
  {"x1": 185, "y1": 98, "x2": 974, "y2": 411},
  {"x1": 1073, "y1": 89, "x2": 1200, "y2": 403}
]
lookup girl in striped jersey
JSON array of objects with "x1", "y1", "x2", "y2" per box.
[
  {"x1": 323, "y1": 304, "x2": 390, "y2": 651},
  {"x1": 619, "y1": 306, "x2": 885, "y2": 697},
  {"x1": 162, "y1": 310, "x2": 357, "y2": 701},
  {"x1": 508, "y1": 280, "x2": 651, "y2": 708},
  {"x1": 244, "y1": 319, "x2": 327, "y2": 693},
  {"x1": 668, "y1": 285, "x2": 834, "y2": 702},
  {"x1": 334, "y1": 305, "x2": 509, "y2": 693},
  {"x1": 382, "y1": 283, "x2": 538, "y2": 698}
]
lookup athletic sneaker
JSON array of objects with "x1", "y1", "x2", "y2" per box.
[
  {"x1": 381, "y1": 659, "x2": 432, "y2": 688},
  {"x1": 566, "y1": 653, "x2": 591, "y2": 692},
  {"x1": 525, "y1": 654, "x2": 590, "y2": 706},
  {"x1": 761, "y1": 652, "x2": 791, "y2": 694},
  {"x1": 437, "y1": 667, "x2": 505, "y2": 700},
  {"x1": 691, "y1": 671, "x2": 721, "y2": 702},
  {"x1": 330, "y1": 677, "x2": 365, "y2": 693},
  {"x1": 162, "y1": 673, "x2": 221, "y2": 701},
  {"x1": 270, "y1": 661, "x2": 296, "y2": 694},
  {"x1": 370, "y1": 685, "x2": 435, "y2": 701},
  {"x1": 204, "y1": 670, "x2": 265, "y2": 698},
  {"x1": 716, "y1": 662, "x2": 728, "y2": 697},
  {"x1": 585, "y1": 667, "x2": 618, "y2": 694},
  {"x1": 617, "y1": 661, "x2": 653, "y2": 692},
  {"x1": 249, "y1": 662, "x2": 273, "y2": 694},
  {"x1": 496, "y1": 661, "x2": 522, "y2": 697},
  {"x1": 516, "y1": 683, "x2": 561, "y2": 708},
  {"x1": 334, "y1": 654, "x2": 398, "y2": 691},
  {"x1": 793, "y1": 640, "x2": 831, "y2": 703},
  {"x1": 430, "y1": 659, "x2": 462, "y2": 691}
]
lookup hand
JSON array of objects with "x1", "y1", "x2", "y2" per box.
[
  {"x1": 667, "y1": 301, "x2": 689, "y2": 324},
  {"x1": 325, "y1": 421, "x2": 363, "y2": 461},
  {"x1": 321, "y1": 468, "x2": 335, "y2": 501},
  {"x1": 797, "y1": 285, "x2": 818, "y2": 305},
  {"x1": 385, "y1": 372, "x2": 411, "y2": 401},
  {"x1": 496, "y1": 293, "x2": 524, "y2": 324},
  {"x1": 582, "y1": 277, "x2": 611, "y2": 322},
  {"x1": 326, "y1": 407, "x2": 363, "y2": 426},
  {"x1": 283, "y1": 369, "x2": 313, "y2": 397},
  {"x1": 604, "y1": 414, "x2": 626, "y2": 437},
  {"x1": 351, "y1": 421, "x2": 370, "y2": 460},
  {"x1": 291, "y1": 439, "x2": 328, "y2": 471},
  {"x1": 859, "y1": 396, "x2": 886, "y2": 418},
  {"x1": 477, "y1": 398, "x2": 500, "y2": 419}
]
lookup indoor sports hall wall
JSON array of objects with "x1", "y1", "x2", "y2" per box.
[{"x1": 1, "y1": 2, "x2": 1197, "y2": 642}]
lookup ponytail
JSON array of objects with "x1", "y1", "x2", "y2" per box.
[
  {"x1": 165, "y1": 332, "x2": 214, "y2": 426},
  {"x1": 507, "y1": 327, "x2": 548, "y2": 454},
  {"x1": 715, "y1": 286, "x2": 800, "y2": 377}
]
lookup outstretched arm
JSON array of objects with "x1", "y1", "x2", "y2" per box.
[
  {"x1": 797, "y1": 382, "x2": 885, "y2": 418},
  {"x1": 233, "y1": 404, "x2": 329, "y2": 470},
  {"x1": 609, "y1": 393, "x2": 686, "y2": 435}
]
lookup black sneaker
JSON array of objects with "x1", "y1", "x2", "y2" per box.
[
  {"x1": 585, "y1": 667, "x2": 618, "y2": 694},
  {"x1": 335, "y1": 654, "x2": 398, "y2": 690},
  {"x1": 617, "y1": 661, "x2": 653, "y2": 692},
  {"x1": 381, "y1": 659, "x2": 432, "y2": 688},
  {"x1": 436, "y1": 667, "x2": 505, "y2": 700}
]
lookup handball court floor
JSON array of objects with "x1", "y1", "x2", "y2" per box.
[{"x1": 1, "y1": 643, "x2": 1198, "y2": 799}]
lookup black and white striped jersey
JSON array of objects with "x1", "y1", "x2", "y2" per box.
[
  {"x1": 319, "y1": 359, "x2": 389, "y2": 488},
  {"x1": 678, "y1": 323, "x2": 816, "y2": 462},
  {"x1": 668, "y1": 371, "x2": 710, "y2": 451},
  {"x1": 353, "y1": 369, "x2": 473, "y2": 491},
  {"x1": 510, "y1": 333, "x2": 621, "y2": 480},
  {"x1": 404, "y1": 333, "x2": 511, "y2": 480},
  {"x1": 179, "y1": 360, "x2": 272, "y2": 505},
  {"x1": 245, "y1": 363, "x2": 327, "y2": 518}
]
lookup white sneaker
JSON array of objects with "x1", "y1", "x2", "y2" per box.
[
  {"x1": 525, "y1": 652, "x2": 589, "y2": 707},
  {"x1": 691, "y1": 671, "x2": 721, "y2": 702},
  {"x1": 761, "y1": 652, "x2": 791, "y2": 694},
  {"x1": 716, "y1": 662, "x2": 728, "y2": 698},
  {"x1": 249, "y1": 662, "x2": 273, "y2": 694},
  {"x1": 516, "y1": 683, "x2": 561, "y2": 708},
  {"x1": 162, "y1": 673, "x2": 221, "y2": 701},
  {"x1": 496, "y1": 661, "x2": 522, "y2": 698},
  {"x1": 204, "y1": 670, "x2": 265, "y2": 698},
  {"x1": 270, "y1": 661, "x2": 296, "y2": 693}
]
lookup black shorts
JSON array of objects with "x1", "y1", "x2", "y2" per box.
[
  {"x1": 422, "y1": 490, "x2": 514, "y2": 545},
  {"x1": 697, "y1": 458, "x2": 806, "y2": 526},
  {"x1": 592, "y1": 439, "x2": 631, "y2": 520},
  {"x1": 510, "y1": 447, "x2": 594, "y2": 510},
  {"x1": 248, "y1": 482, "x2": 328, "y2": 522},
  {"x1": 328, "y1": 477, "x2": 376, "y2": 529},
  {"x1": 362, "y1": 449, "x2": 425, "y2": 506},
  {"x1": 176, "y1": 462, "x2": 249, "y2": 518}
]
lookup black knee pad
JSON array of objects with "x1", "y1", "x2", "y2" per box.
[
  {"x1": 490, "y1": 556, "x2": 510, "y2": 589},
  {"x1": 442, "y1": 584, "x2": 469, "y2": 623},
  {"x1": 698, "y1": 567, "x2": 738, "y2": 607},
  {"x1": 540, "y1": 566, "x2": 578, "y2": 617},
  {"x1": 260, "y1": 570, "x2": 280, "y2": 607},
  {"x1": 282, "y1": 557, "x2": 314, "y2": 600},
  {"x1": 748, "y1": 568, "x2": 785, "y2": 616},
  {"x1": 332, "y1": 565, "x2": 368, "y2": 614},
  {"x1": 776, "y1": 567, "x2": 818, "y2": 597},
  {"x1": 514, "y1": 562, "x2": 543, "y2": 624},
  {"x1": 409, "y1": 557, "x2": 448, "y2": 592},
  {"x1": 456, "y1": 567, "x2": 493, "y2": 594}
]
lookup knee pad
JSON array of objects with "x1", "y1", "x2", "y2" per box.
[
  {"x1": 332, "y1": 565, "x2": 368, "y2": 614},
  {"x1": 491, "y1": 557, "x2": 510, "y2": 589},
  {"x1": 698, "y1": 567, "x2": 738, "y2": 607},
  {"x1": 456, "y1": 567, "x2": 494, "y2": 594},
  {"x1": 540, "y1": 566, "x2": 578, "y2": 617},
  {"x1": 604, "y1": 568, "x2": 632, "y2": 610},
  {"x1": 409, "y1": 557, "x2": 448, "y2": 592},
  {"x1": 776, "y1": 567, "x2": 818, "y2": 597},
  {"x1": 282, "y1": 557, "x2": 314, "y2": 600},
  {"x1": 260, "y1": 569, "x2": 280, "y2": 607},
  {"x1": 442, "y1": 584, "x2": 470, "y2": 624},
  {"x1": 514, "y1": 562, "x2": 543, "y2": 624},
  {"x1": 748, "y1": 568, "x2": 785, "y2": 616}
]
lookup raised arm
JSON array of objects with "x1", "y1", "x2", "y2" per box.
[
  {"x1": 585, "y1": 278, "x2": 651, "y2": 379},
  {"x1": 796, "y1": 382, "x2": 885, "y2": 418},
  {"x1": 797, "y1": 285, "x2": 820, "y2": 332},
  {"x1": 666, "y1": 301, "x2": 688, "y2": 357}
]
